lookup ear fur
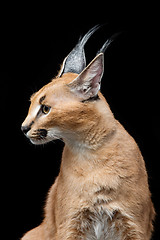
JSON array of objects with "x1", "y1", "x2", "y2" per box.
[
  {"x1": 97, "y1": 32, "x2": 120, "y2": 55},
  {"x1": 58, "y1": 25, "x2": 101, "y2": 77},
  {"x1": 68, "y1": 53, "x2": 104, "y2": 100}
]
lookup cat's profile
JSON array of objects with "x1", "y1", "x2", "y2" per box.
[{"x1": 21, "y1": 25, "x2": 155, "y2": 240}]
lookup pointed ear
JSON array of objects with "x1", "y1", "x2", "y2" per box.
[
  {"x1": 58, "y1": 47, "x2": 86, "y2": 77},
  {"x1": 57, "y1": 25, "x2": 101, "y2": 77},
  {"x1": 67, "y1": 53, "x2": 104, "y2": 100}
]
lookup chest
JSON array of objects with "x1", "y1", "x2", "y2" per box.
[
  {"x1": 72, "y1": 208, "x2": 122, "y2": 240},
  {"x1": 54, "y1": 177, "x2": 122, "y2": 239}
]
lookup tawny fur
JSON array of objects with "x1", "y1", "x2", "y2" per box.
[{"x1": 21, "y1": 71, "x2": 155, "y2": 239}]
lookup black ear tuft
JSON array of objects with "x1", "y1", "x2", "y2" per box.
[
  {"x1": 58, "y1": 25, "x2": 102, "y2": 77},
  {"x1": 97, "y1": 32, "x2": 120, "y2": 55}
]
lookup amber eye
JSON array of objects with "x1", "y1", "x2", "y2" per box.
[{"x1": 41, "y1": 105, "x2": 51, "y2": 114}]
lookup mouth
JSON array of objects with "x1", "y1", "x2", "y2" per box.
[
  {"x1": 28, "y1": 129, "x2": 61, "y2": 145},
  {"x1": 29, "y1": 129, "x2": 48, "y2": 145}
]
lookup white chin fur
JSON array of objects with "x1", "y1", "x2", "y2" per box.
[
  {"x1": 30, "y1": 138, "x2": 50, "y2": 145},
  {"x1": 30, "y1": 136, "x2": 60, "y2": 145}
]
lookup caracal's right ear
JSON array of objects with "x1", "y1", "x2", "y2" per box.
[
  {"x1": 66, "y1": 32, "x2": 118, "y2": 101},
  {"x1": 67, "y1": 53, "x2": 104, "y2": 101}
]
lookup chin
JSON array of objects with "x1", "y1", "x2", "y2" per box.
[
  {"x1": 30, "y1": 138, "x2": 50, "y2": 145},
  {"x1": 30, "y1": 136, "x2": 60, "y2": 145}
]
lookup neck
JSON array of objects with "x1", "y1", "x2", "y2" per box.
[
  {"x1": 60, "y1": 98, "x2": 117, "y2": 161},
  {"x1": 60, "y1": 124, "x2": 117, "y2": 181},
  {"x1": 62, "y1": 114, "x2": 117, "y2": 153}
]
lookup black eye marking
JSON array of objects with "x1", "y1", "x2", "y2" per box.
[
  {"x1": 39, "y1": 95, "x2": 46, "y2": 104},
  {"x1": 29, "y1": 121, "x2": 34, "y2": 127}
]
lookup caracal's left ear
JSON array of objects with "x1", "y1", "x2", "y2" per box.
[
  {"x1": 67, "y1": 53, "x2": 104, "y2": 101},
  {"x1": 57, "y1": 25, "x2": 101, "y2": 77}
]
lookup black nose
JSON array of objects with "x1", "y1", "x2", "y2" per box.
[{"x1": 21, "y1": 125, "x2": 31, "y2": 135}]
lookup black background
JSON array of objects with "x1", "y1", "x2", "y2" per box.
[{"x1": 1, "y1": 2, "x2": 159, "y2": 240}]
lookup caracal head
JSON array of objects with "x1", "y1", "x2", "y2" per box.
[
  {"x1": 21, "y1": 26, "x2": 115, "y2": 146},
  {"x1": 21, "y1": 54, "x2": 108, "y2": 145}
]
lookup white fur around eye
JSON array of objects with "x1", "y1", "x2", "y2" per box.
[{"x1": 31, "y1": 105, "x2": 41, "y2": 118}]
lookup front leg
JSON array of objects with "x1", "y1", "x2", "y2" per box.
[
  {"x1": 21, "y1": 223, "x2": 45, "y2": 240},
  {"x1": 43, "y1": 179, "x2": 58, "y2": 240}
]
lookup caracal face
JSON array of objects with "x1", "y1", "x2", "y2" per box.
[
  {"x1": 22, "y1": 73, "x2": 78, "y2": 145},
  {"x1": 22, "y1": 54, "x2": 107, "y2": 147}
]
